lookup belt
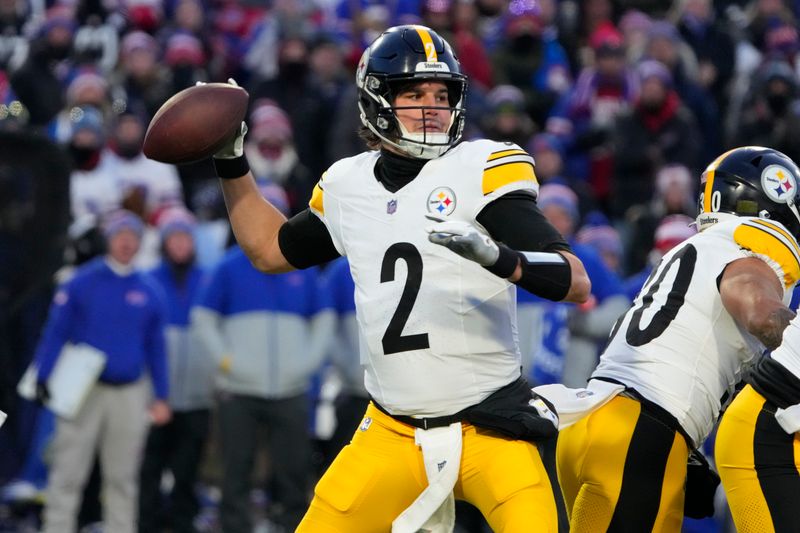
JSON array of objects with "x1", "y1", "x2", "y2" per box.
[{"x1": 371, "y1": 400, "x2": 468, "y2": 430}]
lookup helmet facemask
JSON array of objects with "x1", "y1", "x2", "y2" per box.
[{"x1": 358, "y1": 74, "x2": 467, "y2": 159}]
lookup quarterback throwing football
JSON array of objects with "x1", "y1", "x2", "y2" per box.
[{"x1": 211, "y1": 25, "x2": 590, "y2": 532}]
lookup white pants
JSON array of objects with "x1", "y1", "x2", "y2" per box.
[{"x1": 43, "y1": 380, "x2": 150, "y2": 533}]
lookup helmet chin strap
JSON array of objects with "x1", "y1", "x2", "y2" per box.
[
  {"x1": 359, "y1": 93, "x2": 458, "y2": 159},
  {"x1": 394, "y1": 119, "x2": 451, "y2": 159}
]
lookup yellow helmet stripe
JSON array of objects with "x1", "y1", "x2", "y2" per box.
[
  {"x1": 703, "y1": 148, "x2": 736, "y2": 212},
  {"x1": 415, "y1": 26, "x2": 438, "y2": 62}
]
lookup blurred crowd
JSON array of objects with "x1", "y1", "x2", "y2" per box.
[{"x1": 2, "y1": 0, "x2": 800, "y2": 531}]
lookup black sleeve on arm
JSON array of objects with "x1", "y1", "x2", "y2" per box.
[
  {"x1": 476, "y1": 191, "x2": 572, "y2": 253},
  {"x1": 477, "y1": 191, "x2": 574, "y2": 301},
  {"x1": 277, "y1": 209, "x2": 341, "y2": 269}
]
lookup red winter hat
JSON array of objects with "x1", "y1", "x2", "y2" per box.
[
  {"x1": 249, "y1": 99, "x2": 292, "y2": 143},
  {"x1": 165, "y1": 33, "x2": 205, "y2": 66}
]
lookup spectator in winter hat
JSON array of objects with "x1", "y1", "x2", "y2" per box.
[
  {"x1": 619, "y1": 9, "x2": 652, "y2": 64},
  {"x1": 623, "y1": 162, "x2": 696, "y2": 276},
  {"x1": 481, "y1": 84, "x2": 535, "y2": 147},
  {"x1": 537, "y1": 182, "x2": 580, "y2": 237},
  {"x1": 9, "y1": 5, "x2": 75, "y2": 125},
  {"x1": 624, "y1": 213, "x2": 697, "y2": 300},
  {"x1": 652, "y1": 214, "x2": 697, "y2": 256},
  {"x1": 165, "y1": 31, "x2": 207, "y2": 91},
  {"x1": 576, "y1": 218, "x2": 624, "y2": 274},
  {"x1": 102, "y1": 208, "x2": 145, "y2": 240},
  {"x1": 126, "y1": 0, "x2": 163, "y2": 33},
  {"x1": 35, "y1": 207, "x2": 169, "y2": 533},
  {"x1": 529, "y1": 133, "x2": 565, "y2": 181},
  {"x1": 66, "y1": 71, "x2": 110, "y2": 110},
  {"x1": 139, "y1": 204, "x2": 211, "y2": 533},
  {"x1": 244, "y1": 99, "x2": 315, "y2": 215}
]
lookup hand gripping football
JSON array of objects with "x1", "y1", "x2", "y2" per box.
[{"x1": 143, "y1": 82, "x2": 249, "y2": 165}]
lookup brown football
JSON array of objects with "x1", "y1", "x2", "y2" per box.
[{"x1": 143, "y1": 83, "x2": 249, "y2": 165}]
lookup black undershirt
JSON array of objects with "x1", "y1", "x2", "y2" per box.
[{"x1": 278, "y1": 150, "x2": 571, "y2": 269}]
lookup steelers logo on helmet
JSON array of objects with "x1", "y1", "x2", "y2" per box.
[
  {"x1": 762, "y1": 164, "x2": 797, "y2": 204},
  {"x1": 427, "y1": 187, "x2": 457, "y2": 216}
]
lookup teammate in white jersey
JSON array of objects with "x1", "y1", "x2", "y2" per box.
[
  {"x1": 209, "y1": 25, "x2": 590, "y2": 532},
  {"x1": 553, "y1": 146, "x2": 800, "y2": 532}
]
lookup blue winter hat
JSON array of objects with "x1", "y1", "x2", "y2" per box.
[
  {"x1": 69, "y1": 105, "x2": 105, "y2": 139},
  {"x1": 157, "y1": 206, "x2": 196, "y2": 240},
  {"x1": 528, "y1": 133, "x2": 565, "y2": 159},
  {"x1": 637, "y1": 59, "x2": 673, "y2": 88},
  {"x1": 102, "y1": 209, "x2": 144, "y2": 239},
  {"x1": 537, "y1": 183, "x2": 579, "y2": 223}
]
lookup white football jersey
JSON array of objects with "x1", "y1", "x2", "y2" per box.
[
  {"x1": 593, "y1": 216, "x2": 800, "y2": 445},
  {"x1": 310, "y1": 140, "x2": 538, "y2": 417}
]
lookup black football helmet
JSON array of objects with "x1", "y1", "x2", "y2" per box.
[
  {"x1": 697, "y1": 146, "x2": 800, "y2": 239},
  {"x1": 356, "y1": 25, "x2": 467, "y2": 159}
]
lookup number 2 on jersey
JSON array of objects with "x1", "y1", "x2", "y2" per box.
[{"x1": 381, "y1": 243, "x2": 430, "y2": 355}]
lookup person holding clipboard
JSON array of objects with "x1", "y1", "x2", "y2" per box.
[{"x1": 32, "y1": 209, "x2": 170, "y2": 533}]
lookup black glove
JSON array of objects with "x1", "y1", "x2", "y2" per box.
[
  {"x1": 684, "y1": 449, "x2": 720, "y2": 519},
  {"x1": 35, "y1": 381, "x2": 50, "y2": 406}
]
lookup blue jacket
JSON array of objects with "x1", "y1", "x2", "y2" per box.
[
  {"x1": 34, "y1": 257, "x2": 169, "y2": 399},
  {"x1": 191, "y1": 246, "x2": 335, "y2": 398},
  {"x1": 148, "y1": 262, "x2": 213, "y2": 410},
  {"x1": 323, "y1": 257, "x2": 366, "y2": 396}
]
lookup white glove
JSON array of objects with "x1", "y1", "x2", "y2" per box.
[
  {"x1": 426, "y1": 216, "x2": 499, "y2": 266},
  {"x1": 205, "y1": 79, "x2": 248, "y2": 160},
  {"x1": 214, "y1": 121, "x2": 248, "y2": 159}
]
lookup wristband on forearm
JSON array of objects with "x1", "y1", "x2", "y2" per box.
[
  {"x1": 514, "y1": 251, "x2": 572, "y2": 301},
  {"x1": 213, "y1": 154, "x2": 250, "y2": 180},
  {"x1": 484, "y1": 243, "x2": 520, "y2": 278}
]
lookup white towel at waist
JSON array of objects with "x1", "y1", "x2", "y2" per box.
[
  {"x1": 392, "y1": 422, "x2": 462, "y2": 533},
  {"x1": 533, "y1": 379, "x2": 625, "y2": 430},
  {"x1": 776, "y1": 403, "x2": 800, "y2": 434}
]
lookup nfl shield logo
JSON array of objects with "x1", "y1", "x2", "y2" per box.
[{"x1": 387, "y1": 199, "x2": 398, "y2": 214}]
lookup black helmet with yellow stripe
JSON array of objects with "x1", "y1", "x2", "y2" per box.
[
  {"x1": 697, "y1": 146, "x2": 800, "y2": 239},
  {"x1": 355, "y1": 25, "x2": 467, "y2": 159}
]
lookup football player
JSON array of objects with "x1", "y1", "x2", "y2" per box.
[
  {"x1": 552, "y1": 146, "x2": 800, "y2": 532},
  {"x1": 210, "y1": 25, "x2": 591, "y2": 532},
  {"x1": 717, "y1": 275, "x2": 800, "y2": 526}
]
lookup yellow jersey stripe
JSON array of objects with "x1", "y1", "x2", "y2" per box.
[
  {"x1": 750, "y1": 219, "x2": 800, "y2": 258},
  {"x1": 487, "y1": 149, "x2": 528, "y2": 162},
  {"x1": 482, "y1": 161, "x2": 537, "y2": 195},
  {"x1": 415, "y1": 26, "x2": 437, "y2": 62},
  {"x1": 309, "y1": 180, "x2": 324, "y2": 216},
  {"x1": 703, "y1": 148, "x2": 737, "y2": 213},
  {"x1": 734, "y1": 223, "x2": 800, "y2": 288}
]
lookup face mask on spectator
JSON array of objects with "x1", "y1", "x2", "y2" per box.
[
  {"x1": 766, "y1": 91, "x2": 791, "y2": 114},
  {"x1": 70, "y1": 145, "x2": 101, "y2": 170}
]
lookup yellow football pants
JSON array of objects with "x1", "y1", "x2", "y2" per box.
[
  {"x1": 556, "y1": 394, "x2": 689, "y2": 533},
  {"x1": 297, "y1": 403, "x2": 558, "y2": 532},
  {"x1": 716, "y1": 384, "x2": 800, "y2": 533}
]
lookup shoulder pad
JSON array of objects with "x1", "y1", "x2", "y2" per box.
[
  {"x1": 480, "y1": 142, "x2": 537, "y2": 196},
  {"x1": 733, "y1": 218, "x2": 800, "y2": 288}
]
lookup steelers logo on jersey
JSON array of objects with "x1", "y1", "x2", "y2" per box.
[
  {"x1": 427, "y1": 187, "x2": 457, "y2": 216},
  {"x1": 762, "y1": 164, "x2": 797, "y2": 204}
]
